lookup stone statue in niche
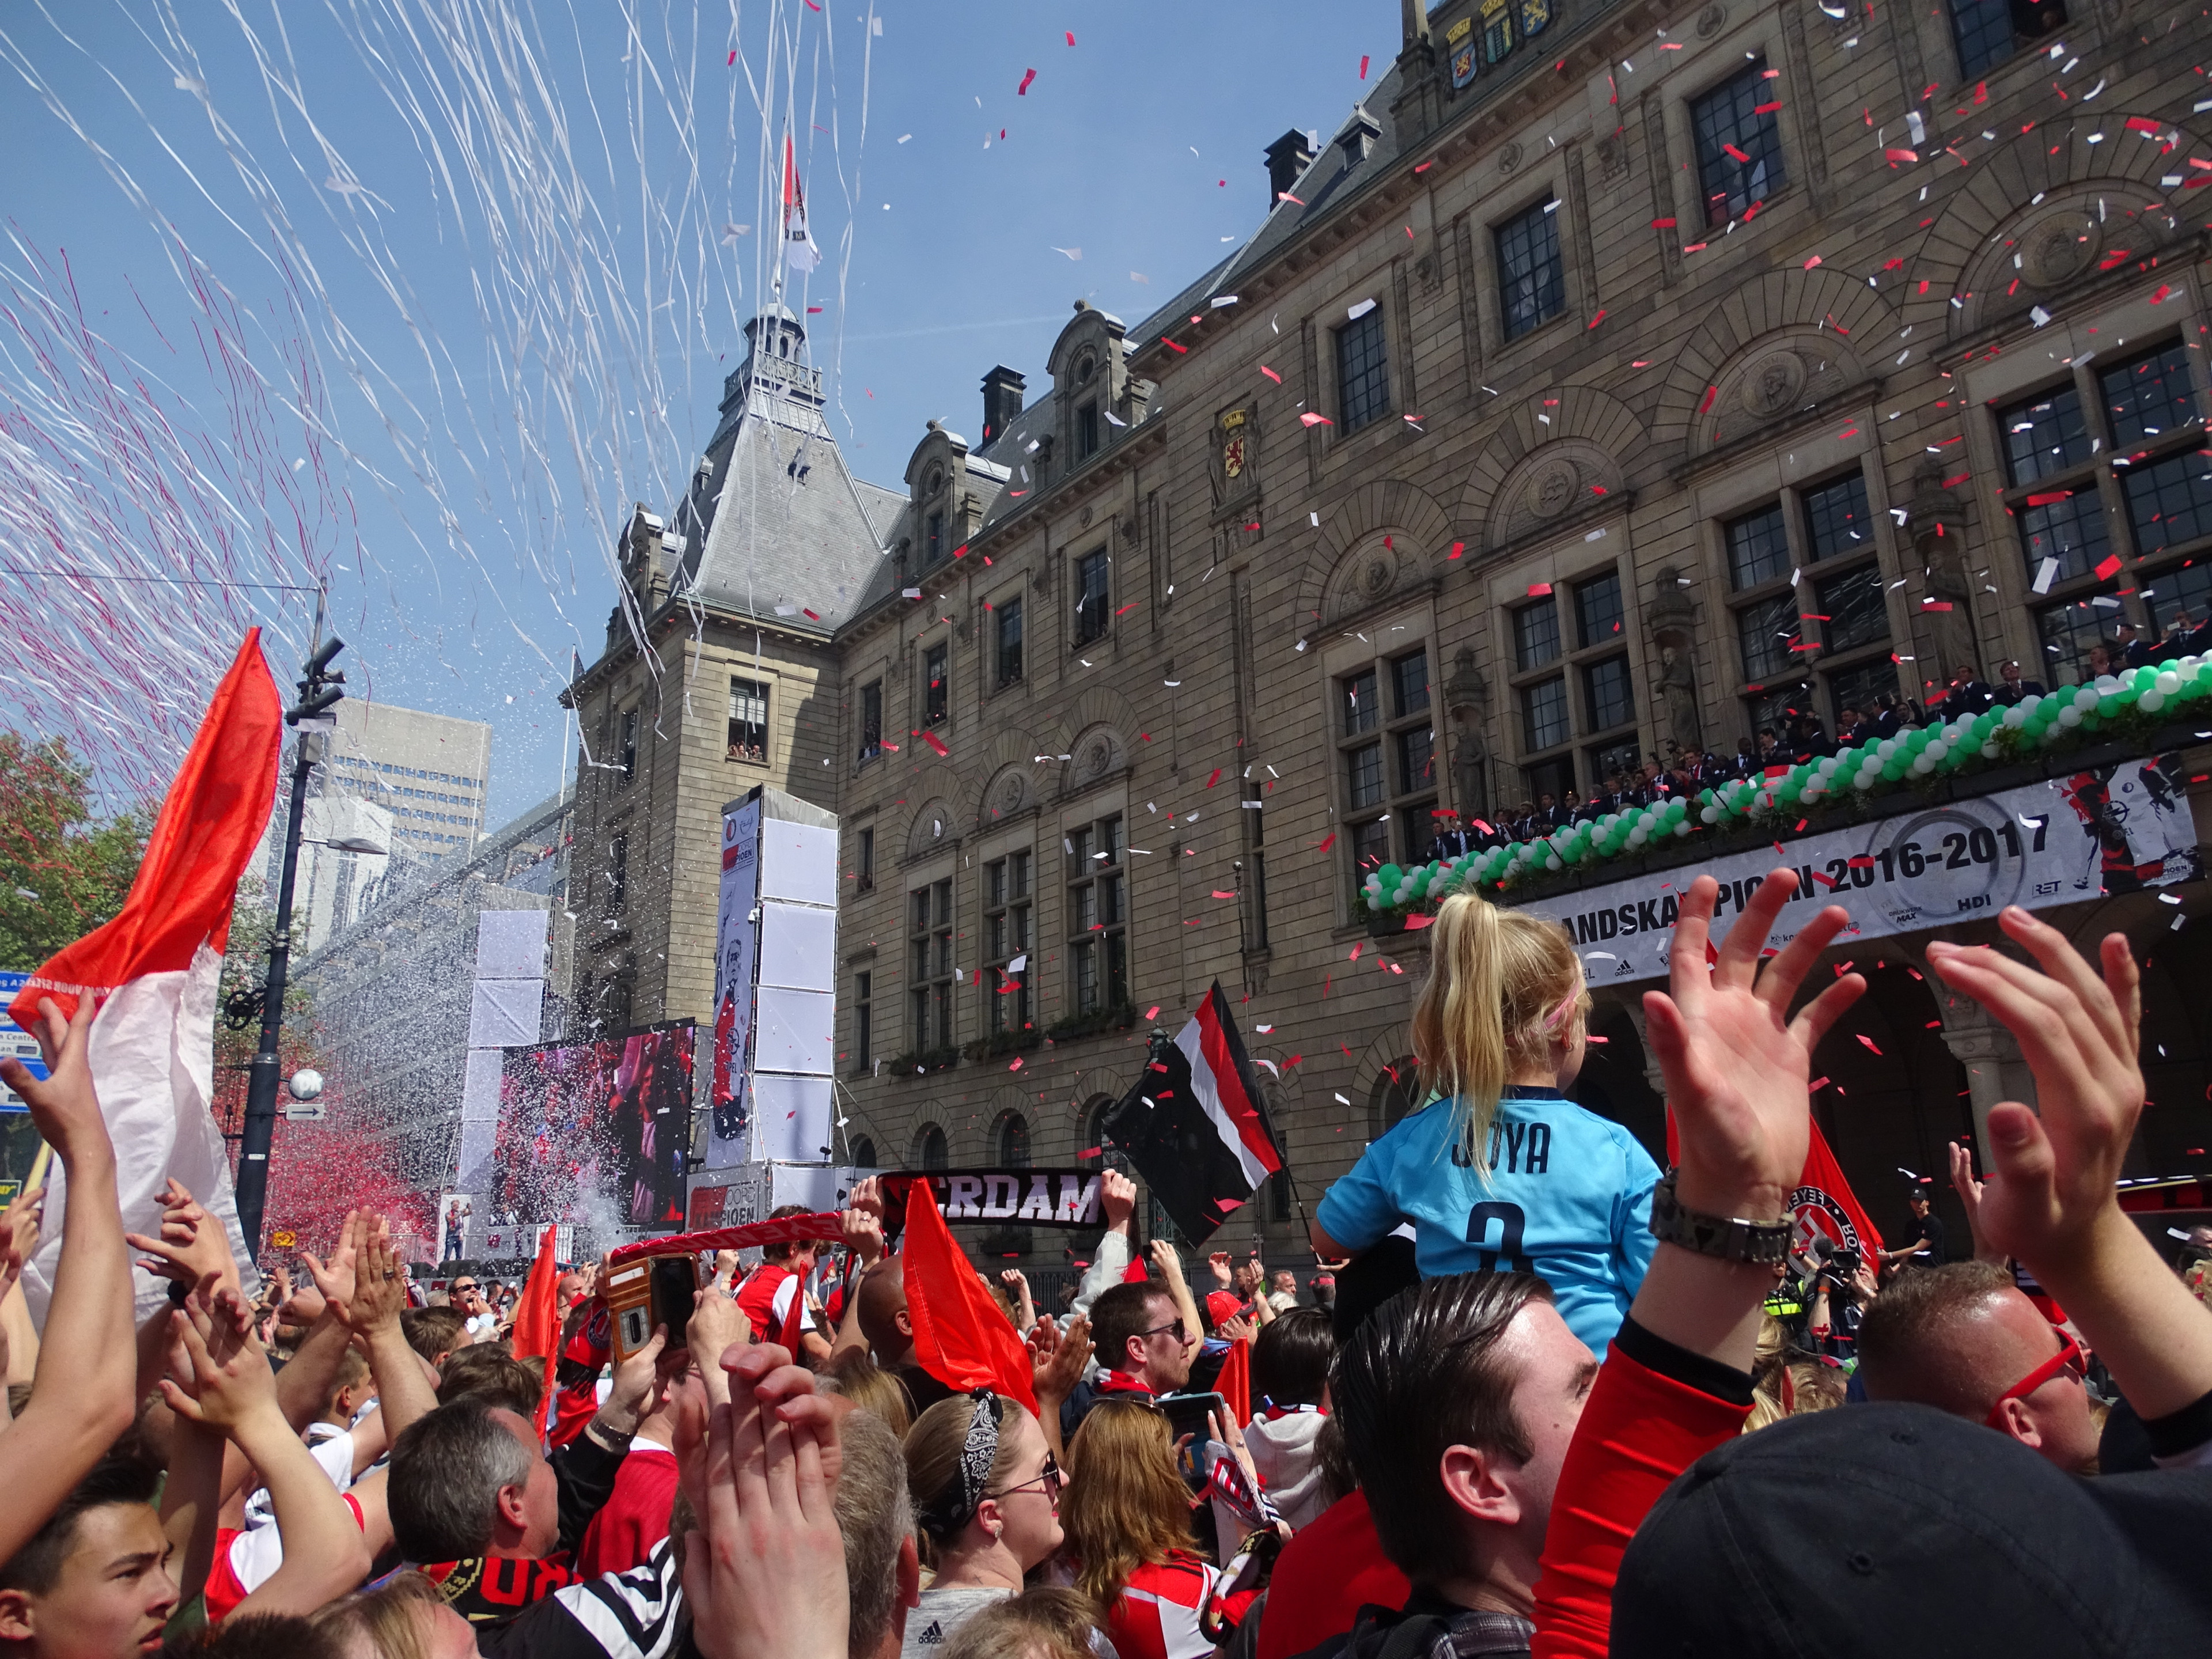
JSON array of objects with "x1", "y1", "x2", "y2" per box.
[
  {"x1": 1910, "y1": 457, "x2": 1979, "y2": 686},
  {"x1": 1444, "y1": 647, "x2": 1492, "y2": 825},
  {"x1": 1647, "y1": 565, "x2": 1702, "y2": 756}
]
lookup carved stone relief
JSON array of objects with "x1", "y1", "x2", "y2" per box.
[
  {"x1": 1695, "y1": 2, "x2": 1727, "y2": 36},
  {"x1": 1596, "y1": 130, "x2": 1629, "y2": 184},
  {"x1": 1322, "y1": 536, "x2": 1411, "y2": 622},
  {"x1": 2019, "y1": 211, "x2": 2101, "y2": 291},
  {"x1": 1487, "y1": 440, "x2": 1623, "y2": 550},
  {"x1": 1740, "y1": 351, "x2": 1808, "y2": 421},
  {"x1": 1699, "y1": 333, "x2": 1868, "y2": 453},
  {"x1": 1498, "y1": 141, "x2": 1524, "y2": 176},
  {"x1": 1064, "y1": 724, "x2": 1126, "y2": 790}
]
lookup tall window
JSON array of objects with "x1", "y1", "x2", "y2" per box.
[
  {"x1": 925, "y1": 510, "x2": 944, "y2": 569},
  {"x1": 1076, "y1": 401, "x2": 1100, "y2": 460},
  {"x1": 1496, "y1": 198, "x2": 1565, "y2": 341},
  {"x1": 1998, "y1": 339, "x2": 2210, "y2": 684},
  {"x1": 858, "y1": 679, "x2": 883, "y2": 763},
  {"x1": 1510, "y1": 569, "x2": 1636, "y2": 803},
  {"x1": 996, "y1": 1112, "x2": 1031, "y2": 1167},
  {"x1": 923, "y1": 642, "x2": 949, "y2": 727},
  {"x1": 997, "y1": 597, "x2": 1025, "y2": 687},
  {"x1": 1336, "y1": 305, "x2": 1391, "y2": 433},
  {"x1": 985, "y1": 850, "x2": 1033, "y2": 1035},
  {"x1": 1067, "y1": 815, "x2": 1127, "y2": 1015},
  {"x1": 618, "y1": 708, "x2": 638, "y2": 785},
  {"x1": 908, "y1": 877, "x2": 954, "y2": 1052},
  {"x1": 913, "y1": 1123, "x2": 948, "y2": 1171},
  {"x1": 853, "y1": 971, "x2": 872, "y2": 1070},
  {"x1": 606, "y1": 831, "x2": 628, "y2": 916},
  {"x1": 850, "y1": 1135, "x2": 877, "y2": 1169},
  {"x1": 1339, "y1": 646, "x2": 1437, "y2": 877},
  {"x1": 728, "y1": 677, "x2": 768, "y2": 763},
  {"x1": 1074, "y1": 550, "x2": 1111, "y2": 645},
  {"x1": 1692, "y1": 63, "x2": 1787, "y2": 228},
  {"x1": 1721, "y1": 468, "x2": 1893, "y2": 738},
  {"x1": 1949, "y1": 0, "x2": 2066, "y2": 78},
  {"x1": 855, "y1": 825, "x2": 876, "y2": 893}
]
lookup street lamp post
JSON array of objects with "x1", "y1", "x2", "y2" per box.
[{"x1": 233, "y1": 629, "x2": 346, "y2": 1262}]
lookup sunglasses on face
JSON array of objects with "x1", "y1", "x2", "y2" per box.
[
  {"x1": 1138, "y1": 1318, "x2": 1186, "y2": 1343},
  {"x1": 988, "y1": 1452, "x2": 1063, "y2": 1502},
  {"x1": 1984, "y1": 1328, "x2": 2086, "y2": 1427}
]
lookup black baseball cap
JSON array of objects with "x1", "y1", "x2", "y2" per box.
[{"x1": 1612, "y1": 1402, "x2": 2212, "y2": 1656}]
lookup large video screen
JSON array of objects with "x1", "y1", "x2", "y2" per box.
[{"x1": 493, "y1": 1021, "x2": 694, "y2": 1233}]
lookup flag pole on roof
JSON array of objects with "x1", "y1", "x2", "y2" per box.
[{"x1": 1101, "y1": 982, "x2": 1286, "y2": 1244}]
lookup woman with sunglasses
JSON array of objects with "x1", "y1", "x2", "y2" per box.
[
  {"x1": 900, "y1": 1391, "x2": 1065, "y2": 1659},
  {"x1": 1058, "y1": 1398, "x2": 1217, "y2": 1659},
  {"x1": 1308, "y1": 891, "x2": 1663, "y2": 1357}
]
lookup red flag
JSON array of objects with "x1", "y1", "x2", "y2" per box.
[
  {"x1": 1794, "y1": 1118, "x2": 1885, "y2": 1275},
  {"x1": 902, "y1": 1178, "x2": 1036, "y2": 1411},
  {"x1": 9, "y1": 633, "x2": 281, "y2": 1325},
  {"x1": 511, "y1": 1224, "x2": 563, "y2": 1433},
  {"x1": 777, "y1": 1272, "x2": 810, "y2": 1353},
  {"x1": 1217, "y1": 1338, "x2": 1251, "y2": 1429},
  {"x1": 1662, "y1": 1109, "x2": 1886, "y2": 1275}
]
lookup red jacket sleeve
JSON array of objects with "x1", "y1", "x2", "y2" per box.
[{"x1": 1529, "y1": 1327, "x2": 1752, "y2": 1658}]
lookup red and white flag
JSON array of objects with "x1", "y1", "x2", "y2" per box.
[
  {"x1": 781, "y1": 133, "x2": 821, "y2": 274},
  {"x1": 7, "y1": 632, "x2": 282, "y2": 1324},
  {"x1": 1101, "y1": 982, "x2": 1285, "y2": 1243}
]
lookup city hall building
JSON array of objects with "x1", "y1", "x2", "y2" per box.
[{"x1": 560, "y1": 0, "x2": 2212, "y2": 1273}]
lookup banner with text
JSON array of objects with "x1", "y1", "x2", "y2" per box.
[
  {"x1": 879, "y1": 1168, "x2": 1105, "y2": 1235},
  {"x1": 1519, "y1": 757, "x2": 2199, "y2": 986}
]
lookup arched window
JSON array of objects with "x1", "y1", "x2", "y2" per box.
[
  {"x1": 850, "y1": 1135, "x2": 878, "y2": 1171},
  {"x1": 997, "y1": 1112, "x2": 1031, "y2": 1168},
  {"x1": 1080, "y1": 1097, "x2": 1130, "y2": 1175},
  {"x1": 1367, "y1": 1055, "x2": 1422, "y2": 1140},
  {"x1": 912, "y1": 1123, "x2": 948, "y2": 1171}
]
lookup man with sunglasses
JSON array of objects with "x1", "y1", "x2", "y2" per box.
[
  {"x1": 1056, "y1": 1279, "x2": 1198, "y2": 1442},
  {"x1": 1856, "y1": 1260, "x2": 2100, "y2": 1471}
]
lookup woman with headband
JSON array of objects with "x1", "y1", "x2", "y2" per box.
[
  {"x1": 900, "y1": 1390, "x2": 1066, "y2": 1659},
  {"x1": 1308, "y1": 893, "x2": 1661, "y2": 1355}
]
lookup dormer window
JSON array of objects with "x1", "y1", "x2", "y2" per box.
[
  {"x1": 926, "y1": 464, "x2": 945, "y2": 498},
  {"x1": 926, "y1": 510, "x2": 944, "y2": 567}
]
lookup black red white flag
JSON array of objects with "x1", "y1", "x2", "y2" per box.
[{"x1": 1103, "y1": 982, "x2": 1285, "y2": 1242}]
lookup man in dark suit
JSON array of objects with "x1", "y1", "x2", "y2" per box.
[{"x1": 1992, "y1": 658, "x2": 2046, "y2": 705}]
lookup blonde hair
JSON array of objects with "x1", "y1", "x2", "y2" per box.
[
  {"x1": 941, "y1": 1586, "x2": 1108, "y2": 1659},
  {"x1": 817, "y1": 1349, "x2": 915, "y2": 1438},
  {"x1": 1410, "y1": 892, "x2": 1586, "y2": 1175},
  {"x1": 1059, "y1": 1399, "x2": 1195, "y2": 1608},
  {"x1": 311, "y1": 1569, "x2": 446, "y2": 1659}
]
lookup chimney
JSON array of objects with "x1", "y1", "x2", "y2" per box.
[
  {"x1": 980, "y1": 366, "x2": 1027, "y2": 446},
  {"x1": 1264, "y1": 129, "x2": 1318, "y2": 211}
]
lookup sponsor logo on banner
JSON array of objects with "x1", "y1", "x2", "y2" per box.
[
  {"x1": 1788, "y1": 1185, "x2": 1863, "y2": 1272},
  {"x1": 712, "y1": 798, "x2": 763, "y2": 1149},
  {"x1": 1519, "y1": 758, "x2": 2198, "y2": 984}
]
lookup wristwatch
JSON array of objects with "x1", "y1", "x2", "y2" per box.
[{"x1": 1647, "y1": 1171, "x2": 1793, "y2": 1266}]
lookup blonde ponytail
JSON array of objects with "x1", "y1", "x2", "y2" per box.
[{"x1": 1410, "y1": 892, "x2": 1585, "y2": 1177}]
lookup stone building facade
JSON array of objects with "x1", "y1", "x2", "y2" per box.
[{"x1": 565, "y1": 0, "x2": 2212, "y2": 1263}]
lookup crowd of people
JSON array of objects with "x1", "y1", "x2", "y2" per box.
[
  {"x1": 1426, "y1": 638, "x2": 2207, "y2": 858},
  {"x1": 2, "y1": 860, "x2": 2210, "y2": 1659}
]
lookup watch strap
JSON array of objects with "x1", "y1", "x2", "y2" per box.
[{"x1": 1648, "y1": 1171, "x2": 1793, "y2": 1266}]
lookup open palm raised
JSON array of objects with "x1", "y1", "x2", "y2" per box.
[{"x1": 1642, "y1": 869, "x2": 1865, "y2": 1219}]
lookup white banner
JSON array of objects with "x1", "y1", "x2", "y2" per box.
[
  {"x1": 711, "y1": 797, "x2": 763, "y2": 1158},
  {"x1": 1520, "y1": 757, "x2": 2200, "y2": 986}
]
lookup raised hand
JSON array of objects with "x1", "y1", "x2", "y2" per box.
[
  {"x1": 1641, "y1": 870, "x2": 1864, "y2": 1218},
  {"x1": 1925, "y1": 907, "x2": 2143, "y2": 1271},
  {"x1": 846, "y1": 1175, "x2": 884, "y2": 1221},
  {"x1": 1948, "y1": 1139, "x2": 2007, "y2": 1266},
  {"x1": 0, "y1": 994, "x2": 112, "y2": 1169},
  {"x1": 1100, "y1": 1168, "x2": 1137, "y2": 1231},
  {"x1": 0, "y1": 1188, "x2": 43, "y2": 1298},
  {"x1": 160, "y1": 1286, "x2": 277, "y2": 1433},
  {"x1": 126, "y1": 1179, "x2": 243, "y2": 1301},
  {"x1": 1207, "y1": 1251, "x2": 1235, "y2": 1288},
  {"x1": 296, "y1": 1210, "x2": 361, "y2": 1327},
  {"x1": 1029, "y1": 1312, "x2": 1091, "y2": 1407},
  {"x1": 840, "y1": 1205, "x2": 885, "y2": 1272},
  {"x1": 1147, "y1": 1238, "x2": 1187, "y2": 1285},
  {"x1": 347, "y1": 1213, "x2": 406, "y2": 1335},
  {"x1": 1217, "y1": 1313, "x2": 1258, "y2": 1344}
]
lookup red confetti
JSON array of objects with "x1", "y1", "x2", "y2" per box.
[
  {"x1": 1358, "y1": 54, "x2": 1370, "y2": 78},
  {"x1": 1588, "y1": 309, "x2": 1608, "y2": 329},
  {"x1": 1885, "y1": 147, "x2": 1919, "y2": 163},
  {"x1": 1697, "y1": 384, "x2": 1719, "y2": 415},
  {"x1": 728, "y1": 49, "x2": 736, "y2": 64},
  {"x1": 1065, "y1": 29, "x2": 1075, "y2": 45},
  {"x1": 1317, "y1": 832, "x2": 1337, "y2": 853},
  {"x1": 1206, "y1": 767, "x2": 1222, "y2": 789},
  {"x1": 922, "y1": 730, "x2": 949, "y2": 757},
  {"x1": 1163, "y1": 338, "x2": 1188, "y2": 354},
  {"x1": 1722, "y1": 141, "x2": 1751, "y2": 162},
  {"x1": 1753, "y1": 100, "x2": 1782, "y2": 114},
  {"x1": 1527, "y1": 582, "x2": 1553, "y2": 597},
  {"x1": 1298, "y1": 411, "x2": 1331, "y2": 425},
  {"x1": 1811, "y1": 870, "x2": 1838, "y2": 887},
  {"x1": 2094, "y1": 553, "x2": 2123, "y2": 580},
  {"x1": 802, "y1": 608, "x2": 820, "y2": 620},
  {"x1": 1651, "y1": 217, "x2": 1677, "y2": 228},
  {"x1": 1143, "y1": 1006, "x2": 1160, "y2": 1021},
  {"x1": 2025, "y1": 490, "x2": 2073, "y2": 506},
  {"x1": 1009, "y1": 1058, "x2": 1024, "y2": 1071},
  {"x1": 1349, "y1": 944, "x2": 1362, "y2": 962},
  {"x1": 1448, "y1": 541, "x2": 1464, "y2": 559},
  {"x1": 1405, "y1": 913, "x2": 1434, "y2": 930},
  {"x1": 1017, "y1": 67, "x2": 1036, "y2": 94},
  {"x1": 1210, "y1": 890, "x2": 1237, "y2": 899},
  {"x1": 1856, "y1": 1035, "x2": 1883, "y2": 1055},
  {"x1": 1259, "y1": 365, "x2": 1282, "y2": 382}
]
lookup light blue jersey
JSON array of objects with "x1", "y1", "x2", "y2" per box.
[{"x1": 1316, "y1": 1085, "x2": 1661, "y2": 1356}]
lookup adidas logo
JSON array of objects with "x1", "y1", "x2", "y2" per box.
[{"x1": 919, "y1": 1622, "x2": 944, "y2": 1645}]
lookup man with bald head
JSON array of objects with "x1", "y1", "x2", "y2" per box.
[
  {"x1": 1856, "y1": 1260, "x2": 2099, "y2": 1472},
  {"x1": 853, "y1": 1257, "x2": 958, "y2": 1413}
]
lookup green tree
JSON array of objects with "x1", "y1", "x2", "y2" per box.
[{"x1": 0, "y1": 733, "x2": 148, "y2": 971}]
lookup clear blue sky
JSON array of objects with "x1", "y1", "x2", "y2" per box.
[{"x1": 1, "y1": 2, "x2": 1389, "y2": 826}]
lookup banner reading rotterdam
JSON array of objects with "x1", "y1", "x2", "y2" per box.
[
  {"x1": 875, "y1": 1169, "x2": 1105, "y2": 1234},
  {"x1": 1519, "y1": 757, "x2": 2199, "y2": 985}
]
